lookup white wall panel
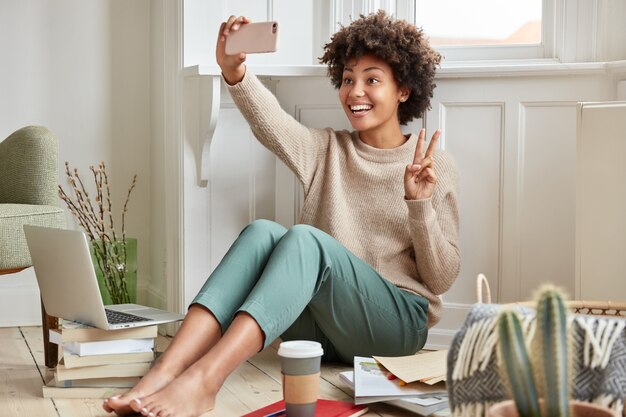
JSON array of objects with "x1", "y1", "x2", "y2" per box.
[
  {"x1": 210, "y1": 107, "x2": 253, "y2": 266},
  {"x1": 440, "y1": 103, "x2": 504, "y2": 306},
  {"x1": 576, "y1": 102, "x2": 626, "y2": 301},
  {"x1": 209, "y1": 106, "x2": 276, "y2": 269},
  {"x1": 518, "y1": 103, "x2": 577, "y2": 298}
]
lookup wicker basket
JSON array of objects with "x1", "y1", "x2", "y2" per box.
[{"x1": 475, "y1": 273, "x2": 626, "y2": 317}]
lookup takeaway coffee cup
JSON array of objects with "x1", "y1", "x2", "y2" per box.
[{"x1": 278, "y1": 340, "x2": 324, "y2": 417}]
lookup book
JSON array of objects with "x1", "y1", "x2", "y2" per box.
[
  {"x1": 48, "y1": 375, "x2": 141, "y2": 388},
  {"x1": 42, "y1": 384, "x2": 126, "y2": 399},
  {"x1": 241, "y1": 399, "x2": 368, "y2": 417},
  {"x1": 55, "y1": 360, "x2": 151, "y2": 381},
  {"x1": 49, "y1": 320, "x2": 158, "y2": 343},
  {"x1": 352, "y1": 356, "x2": 447, "y2": 405},
  {"x1": 340, "y1": 370, "x2": 449, "y2": 416},
  {"x1": 63, "y1": 337, "x2": 155, "y2": 356},
  {"x1": 62, "y1": 348, "x2": 154, "y2": 368}
]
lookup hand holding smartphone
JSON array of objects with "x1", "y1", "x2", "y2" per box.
[{"x1": 225, "y1": 21, "x2": 279, "y2": 55}]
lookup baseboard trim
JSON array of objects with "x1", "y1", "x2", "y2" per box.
[{"x1": 424, "y1": 329, "x2": 459, "y2": 350}]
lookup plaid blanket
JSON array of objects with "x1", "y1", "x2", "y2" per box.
[{"x1": 446, "y1": 303, "x2": 626, "y2": 417}]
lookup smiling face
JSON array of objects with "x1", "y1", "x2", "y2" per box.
[{"x1": 339, "y1": 53, "x2": 409, "y2": 144}]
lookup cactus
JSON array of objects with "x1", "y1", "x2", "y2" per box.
[{"x1": 497, "y1": 285, "x2": 570, "y2": 417}]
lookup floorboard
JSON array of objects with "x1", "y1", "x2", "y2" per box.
[{"x1": 0, "y1": 327, "x2": 58, "y2": 416}]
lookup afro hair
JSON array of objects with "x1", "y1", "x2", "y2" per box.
[{"x1": 319, "y1": 10, "x2": 441, "y2": 125}]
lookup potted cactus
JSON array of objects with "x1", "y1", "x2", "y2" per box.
[{"x1": 488, "y1": 285, "x2": 614, "y2": 417}]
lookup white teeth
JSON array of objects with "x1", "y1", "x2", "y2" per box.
[{"x1": 350, "y1": 104, "x2": 372, "y2": 112}]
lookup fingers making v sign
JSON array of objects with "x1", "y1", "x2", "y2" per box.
[{"x1": 404, "y1": 128, "x2": 441, "y2": 200}]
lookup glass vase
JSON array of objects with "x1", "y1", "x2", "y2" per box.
[{"x1": 89, "y1": 238, "x2": 137, "y2": 305}]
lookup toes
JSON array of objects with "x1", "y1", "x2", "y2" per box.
[
  {"x1": 130, "y1": 398, "x2": 143, "y2": 412},
  {"x1": 102, "y1": 395, "x2": 121, "y2": 413},
  {"x1": 141, "y1": 402, "x2": 159, "y2": 417}
]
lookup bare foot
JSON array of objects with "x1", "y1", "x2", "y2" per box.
[
  {"x1": 129, "y1": 368, "x2": 218, "y2": 417},
  {"x1": 102, "y1": 364, "x2": 177, "y2": 416}
]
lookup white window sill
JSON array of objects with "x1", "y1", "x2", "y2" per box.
[{"x1": 184, "y1": 59, "x2": 626, "y2": 79}]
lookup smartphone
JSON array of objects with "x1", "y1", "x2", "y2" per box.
[{"x1": 225, "y1": 21, "x2": 279, "y2": 55}]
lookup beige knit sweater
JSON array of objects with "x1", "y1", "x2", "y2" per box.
[{"x1": 227, "y1": 72, "x2": 460, "y2": 327}]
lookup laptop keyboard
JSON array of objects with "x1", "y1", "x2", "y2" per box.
[{"x1": 105, "y1": 308, "x2": 152, "y2": 324}]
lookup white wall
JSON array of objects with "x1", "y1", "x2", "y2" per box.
[{"x1": 0, "y1": 0, "x2": 152, "y2": 324}]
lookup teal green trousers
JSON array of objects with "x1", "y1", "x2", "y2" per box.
[{"x1": 192, "y1": 219, "x2": 429, "y2": 363}]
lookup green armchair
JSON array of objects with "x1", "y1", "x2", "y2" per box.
[{"x1": 0, "y1": 125, "x2": 66, "y2": 367}]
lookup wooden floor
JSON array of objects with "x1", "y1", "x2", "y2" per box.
[{"x1": 0, "y1": 326, "x2": 421, "y2": 417}]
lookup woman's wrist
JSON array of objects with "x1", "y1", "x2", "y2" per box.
[{"x1": 222, "y1": 65, "x2": 246, "y2": 86}]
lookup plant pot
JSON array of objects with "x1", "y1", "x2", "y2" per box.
[
  {"x1": 90, "y1": 238, "x2": 137, "y2": 305},
  {"x1": 487, "y1": 400, "x2": 616, "y2": 417}
]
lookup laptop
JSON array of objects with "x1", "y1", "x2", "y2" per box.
[{"x1": 24, "y1": 225, "x2": 184, "y2": 330}]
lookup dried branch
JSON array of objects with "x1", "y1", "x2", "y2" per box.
[{"x1": 122, "y1": 174, "x2": 137, "y2": 241}]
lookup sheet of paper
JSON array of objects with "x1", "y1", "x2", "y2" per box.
[
  {"x1": 353, "y1": 356, "x2": 445, "y2": 402},
  {"x1": 373, "y1": 349, "x2": 448, "y2": 384},
  {"x1": 422, "y1": 374, "x2": 446, "y2": 385}
]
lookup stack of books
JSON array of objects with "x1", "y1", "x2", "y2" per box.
[
  {"x1": 43, "y1": 320, "x2": 157, "y2": 398},
  {"x1": 339, "y1": 353, "x2": 449, "y2": 416}
]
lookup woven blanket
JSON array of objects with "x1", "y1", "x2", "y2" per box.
[{"x1": 446, "y1": 303, "x2": 626, "y2": 417}]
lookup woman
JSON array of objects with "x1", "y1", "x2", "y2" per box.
[{"x1": 104, "y1": 10, "x2": 459, "y2": 417}]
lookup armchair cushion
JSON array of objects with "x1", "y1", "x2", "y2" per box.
[
  {"x1": 0, "y1": 126, "x2": 58, "y2": 205},
  {"x1": 0, "y1": 126, "x2": 65, "y2": 270},
  {"x1": 0, "y1": 204, "x2": 65, "y2": 269}
]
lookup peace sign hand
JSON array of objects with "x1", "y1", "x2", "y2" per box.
[{"x1": 404, "y1": 128, "x2": 441, "y2": 200}]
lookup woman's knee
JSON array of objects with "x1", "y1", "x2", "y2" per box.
[
  {"x1": 242, "y1": 219, "x2": 286, "y2": 239},
  {"x1": 286, "y1": 224, "x2": 325, "y2": 240}
]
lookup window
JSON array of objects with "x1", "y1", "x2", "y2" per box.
[
  {"x1": 412, "y1": 0, "x2": 551, "y2": 61},
  {"x1": 320, "y1": 0, "x2": 555, "y2": 62}
]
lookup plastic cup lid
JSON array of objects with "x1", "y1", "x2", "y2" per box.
[{"x1": 278, "y1": 340, "x2": 324, "y2": 358}]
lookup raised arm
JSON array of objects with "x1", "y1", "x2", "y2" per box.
[{"x1": 215, "y1": 16, "x2": 331, "y2": 190}]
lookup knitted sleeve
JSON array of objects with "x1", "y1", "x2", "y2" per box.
[
  {"x1": 405, "y1": 151, "x2": 461, "y2": 295},
  {"x1": 225, "y1": 71, "x2": 331, "y2": 192}
]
